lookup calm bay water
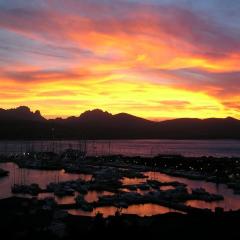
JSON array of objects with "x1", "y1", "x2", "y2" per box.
[
  {"x1": 0, "y1": 139, "x2": 240, "y2": 157},
  {"x1": 1, "y1": 140, "x2": 240, "y2": 216},
  {"x1": 1, "y1": 162, "x2": 240, "y2": 215}
]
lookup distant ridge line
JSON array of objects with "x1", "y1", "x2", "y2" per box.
[{"x1": 0, "y1": 106, "x2": 239, "y2": 140}]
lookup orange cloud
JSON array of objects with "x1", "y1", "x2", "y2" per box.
[{"x1": 0, "y1": 1, "x2": 240, "y2": 119}]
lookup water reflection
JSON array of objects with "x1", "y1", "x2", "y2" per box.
[
  {"x1": 122, "y1": 204, "x2": 180, "y2": 216},
  {"x1": 121, "y1": 187, "x2": 150, "y2": 195},
  {"x1": 0, "y1": 162, "x2": 92, "y2": 198},
  {"x1": 121, "y1": 177, "x2": 145, "y2": 185},
  {"x1": 68, "y1": 204, "x2": 180, "y2": 218},
  {"x1": 186, "y1": 200, "x2": 240, "y2": 211},
  {"x1": 1, "y1": 163, "x2": 240, "y2": 212},
  {"x1": 144, "y1": 171, "x2": 240, "y2": 211},
  {"x1": 2, "y1": 139, "x2": 240, "y2": 157},
  {"x1": 160, "y1": 186, "x2": 175, "y2": 191},
  {"x1": 84, "y1": 191, "x2": 114, "y2": 203}
]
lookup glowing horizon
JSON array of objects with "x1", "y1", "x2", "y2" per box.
[{"x1": 1, "y1": 0, "x2": 240, "y2": 120}]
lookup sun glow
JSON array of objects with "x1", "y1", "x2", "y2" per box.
[{"x1": 0, "y1": 0, "x2": 239, "y2": 119}]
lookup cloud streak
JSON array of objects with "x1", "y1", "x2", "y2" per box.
[{"x1": 0, "y1": 0, "x2": 239, "y2": 119}]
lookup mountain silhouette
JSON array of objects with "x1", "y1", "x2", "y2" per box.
[
  {"x1": 0, "y1": 106, "x2": 45, "y2": 122},
  {"x1": 0, "y1": 106, "x2": 240, "y2": 139}
]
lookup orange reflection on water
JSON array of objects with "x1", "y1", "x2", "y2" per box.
[
  {"x1": 84, "y1": 191, "x2": 114, "y2": 203},
  {"x1": 185, "y1": 199, "x2": 240, "y2": 211},
  {"x1": 160, "y1": 186, "x2": 175, "y2": 191},
  {"x1": 186, "y1": 200, "x2": 217, "y2": 210},
  {"x1": 121, "y1": 204, "x2": 178, "y2": 216},
  {"x1": 121, "y1": 177, "x2": 145, "y2": 185},
  {"x1": 68, "y1": 203, "x2": 180, "y2": 218},
  {"x1": 68, "y1": 206, "x2": 116, "y2": 218}
]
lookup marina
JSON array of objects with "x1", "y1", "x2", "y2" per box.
[
  {"x1": 0, "y1": 140, "x2": 240, "y2": 239},
  {"x1": 1, "y1": 144, "x2": 240, "y2": 215}
]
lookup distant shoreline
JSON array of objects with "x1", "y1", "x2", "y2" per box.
[{"x1": 0, "y1": 139, "x2": 240, "y2": 158}]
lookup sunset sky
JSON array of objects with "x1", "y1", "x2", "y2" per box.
[{"x1": 0, "y1": 0, "x2": 240, "y2": 120}]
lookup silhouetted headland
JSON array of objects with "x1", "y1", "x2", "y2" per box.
[{"x1": 0, "y1": 106, "x2": 240, "y2": 139}]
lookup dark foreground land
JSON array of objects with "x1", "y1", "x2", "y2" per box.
[{"x1": 0, "y1": 197, "x2": 239, "y2": 240}]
